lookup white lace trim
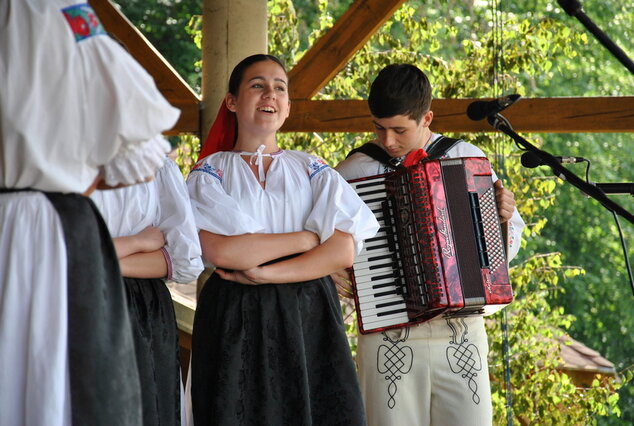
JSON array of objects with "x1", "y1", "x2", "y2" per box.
[{"x1": 102, "y1": 135, "x2": 171, "y2": 186}]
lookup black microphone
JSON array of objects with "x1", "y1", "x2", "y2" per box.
[
  {"x1": 466, "y1": 94, "x2": 521, "y2": 121},
  {"x1": 521, "y1": 151, "x2": 587, "y2": 168}
]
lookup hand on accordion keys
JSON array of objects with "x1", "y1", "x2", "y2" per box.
[
  {"x1": 331, "y1": 268, "x2": 354, "y2": 298},
  {"x1": 494, "y1": 179, "x2": 516, "y2": 224}
]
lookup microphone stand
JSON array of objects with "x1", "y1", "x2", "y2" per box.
[
  {"x1": 557, "y1": 0, "x2": 634, "y2": 74},
  {"x1": 487, "y1": 113, "x2": 634, "y2": 224},
  {"x1": 594, "y1": 183, "x2": 634, "y2": 196}
]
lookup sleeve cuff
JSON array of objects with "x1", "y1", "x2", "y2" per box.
[{"x1": 102, "y1": 135, "x2": 171, "y2": 186}]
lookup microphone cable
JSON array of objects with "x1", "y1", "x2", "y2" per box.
[
  {"x1": 489, "y1": 0, "x2": 513, "y2": 423},
  {"x1": 611, "y1": 210, "x2": 634, "y2": 296}
]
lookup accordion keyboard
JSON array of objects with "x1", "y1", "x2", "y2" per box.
[{"x1": 347, "y1": 176, "x2": 411, "y2": 330}]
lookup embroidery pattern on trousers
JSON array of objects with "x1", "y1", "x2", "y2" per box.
[
  {"x1": 376, "y1": 328, "x2": 413, "y2": 409},
  {"x1": 445, "y1": 318, "x2": 482, "y2": 404}
]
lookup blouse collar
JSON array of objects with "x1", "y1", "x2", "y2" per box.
[{"x1": 237, "y1": 145, "x2": 283, "y2": 182}]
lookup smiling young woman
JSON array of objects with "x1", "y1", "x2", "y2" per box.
[
  {"x1": 185, "y1": 54, "x2": 379, "y2": 426},
  {"x1": 225, "y1": 58, "x2": 291, "y2": 147}
]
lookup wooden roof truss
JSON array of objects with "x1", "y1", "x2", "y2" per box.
[{"x1": 93, "y1": 0, "x2": 633, "y2": 136}]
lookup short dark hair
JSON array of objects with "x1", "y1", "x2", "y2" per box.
[
  {"x1": 228, "y1": 54, "x2": 287, "y2": 95},
  {"x1": 367, "y1": 64, "x2": 432, "y2": 123}
]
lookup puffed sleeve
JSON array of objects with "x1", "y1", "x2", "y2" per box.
[
  {"x1": 0, "y1": 2, "x2": 177, "y2": 193},
  {"x1": 102, "y1": 135, "x2": 173, "y2": 187},
  {"x1": 94, "y1": 40, "x2": 179, "y2": 187},
  {"x1": 186, "y1": 157, "x2": 266, "y2": 236},
  {"x1": 154, "y1": 158, "x2": 204, "y2": 283},
  {"x1": 302, "y1": 155, "x2": 379, "y2": 255}
]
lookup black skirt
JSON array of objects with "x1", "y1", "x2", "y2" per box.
[
  {"x1": 191, "y1": 273, "x2": 366, "y2": 426},
  {"x1": 46, "y1": 192, "x2": 142, "y2": 425},
  {"x1": 124, "y1": 277, "x2": 181, "y2": 426}
]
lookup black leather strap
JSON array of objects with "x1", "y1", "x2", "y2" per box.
[
  {"x1": 425, "y1": 136, "x2": 461, "y2": 160},
  {"x1": 345, "y1": 143, "x2": 404, "y2": 171},
  {"x1": 345, "y1": 136, "x2": 462, "y2": 168}
]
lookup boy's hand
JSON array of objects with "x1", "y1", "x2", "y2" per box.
[
  {"x1": 331, "y1": 268, "x2": 354, "y2": 299},
  {"x1": 494, "y1": 180, "x2": 516, "y2": 223}
]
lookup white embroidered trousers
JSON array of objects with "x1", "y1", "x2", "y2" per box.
[{"x1": 357, "y1": 316, "x2": 493, "y2": 426}]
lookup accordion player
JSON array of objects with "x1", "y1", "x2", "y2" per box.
[{"x1": 348, "y1": 157, "x2": 513, "y2": 334}]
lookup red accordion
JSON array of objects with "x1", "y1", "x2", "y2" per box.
[{"x1": 348, "y1": 157, "x2": 513, "y2": 334}]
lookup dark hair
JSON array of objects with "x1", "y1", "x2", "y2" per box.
[
  {"x1": 228, "y1": 54, "x2": 287, "y2": 95},
  {"x1": 367, "y1": 64, "x2": 432, "y2": 123}
]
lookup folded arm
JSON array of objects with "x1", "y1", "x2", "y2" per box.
[
  {"x1": 119, "y1": 251, "x2": 168, "y2": 278},
  {"x1": 199, "y1": 229, "x2": 320, "y2": 270},
  {"x1": 215, "y1": 230, "x2": 355, "y2": 284},
  {"x1": 112, "y1": 226, "x2": 167, "y2": 279}
]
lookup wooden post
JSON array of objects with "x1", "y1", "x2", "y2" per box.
[
  {"x1": 201, "y1": 0, "x2": 268, "y2": 136},
  {"x1": 198, "y1": 0, "x2": 268, "y2": 297}
]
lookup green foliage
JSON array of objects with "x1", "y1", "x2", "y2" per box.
[
  {"x1": 521, "y1": 134, "x2": 634, "y2": 425},
  {"x1": 508, "y1": 2, "x2": 634, "y2": 422},
  {"x1": 488, "y1": 252, "x2": 623, "y2": 424},
  {"x1": 268, "y1": 0, "x2": 300, "y2": 67},
  {"x1": 172, "y1": 134, "x2": 200, "y2": 177},
  {"x1": 114, "y1": 0, "x2": 202, "y2": 90}
]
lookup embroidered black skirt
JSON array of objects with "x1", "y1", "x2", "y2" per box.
[
  {"x1": 124, "y1": 277, "x2": 181, "y2": 426},
  {"x1": 191, "y1": 273, "x2": 366, "y2": 426}
]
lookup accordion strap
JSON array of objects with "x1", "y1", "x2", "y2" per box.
[
  {"x1": 346, "y1": 136, "x2": 462, "y2": 168},
  {"x1": 425, "y1": 135, "x2": 461, "y2": 160},
  {"x1": 346, "y1": 143, "x2": 403, "y2": 171}
]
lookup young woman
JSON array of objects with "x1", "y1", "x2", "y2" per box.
[
  {"x1": 91, "y1": 156, "x2": 203, "y2": 426},
  {"x1": 186, "y1": 54, "x2": 379, "y2": 425}
]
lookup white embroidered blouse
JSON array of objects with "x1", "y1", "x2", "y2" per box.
[{"x1": 187, "y1": 150, "x2": 380, "y2": 263}]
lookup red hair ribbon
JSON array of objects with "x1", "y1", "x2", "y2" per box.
[
  {"x1": 197, "y1": 101, "x2": 237, "y2": 161},
  {"x1": 403, "y1": 148, "x2": 428, "y2": 167}
]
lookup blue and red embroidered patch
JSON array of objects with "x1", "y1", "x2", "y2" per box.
[
  {"x1": 191, "y1": 162, "x2": 224, "y2": 182},
  {"x1": 61, "y1": 3, "x2": 105, "y2": 42},
  {"x1": 308, "y1": 157, "x2": 329, "y2": 179}
]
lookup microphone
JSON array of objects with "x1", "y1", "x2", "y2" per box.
[
  {"x1": 521, "y1": 151, "x2": 587, "y2": 168},
  {"x1": 466, "y1": 94, "x2": 521, "y2": 121}
]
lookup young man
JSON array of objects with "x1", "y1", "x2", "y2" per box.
[{"x1": 335, "y1": 64, "x2": 525, "y2": 426}]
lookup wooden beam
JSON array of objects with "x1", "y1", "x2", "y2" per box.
[
  {"x1": 90, "y1": 0, "x2": 201, "y2": 135},
  {"x1": 281, "y1": 97, "x2": 634, "y2": 133},
  {"x1": 288, "y1": 0, "x2": 407, "y2": 99}
]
